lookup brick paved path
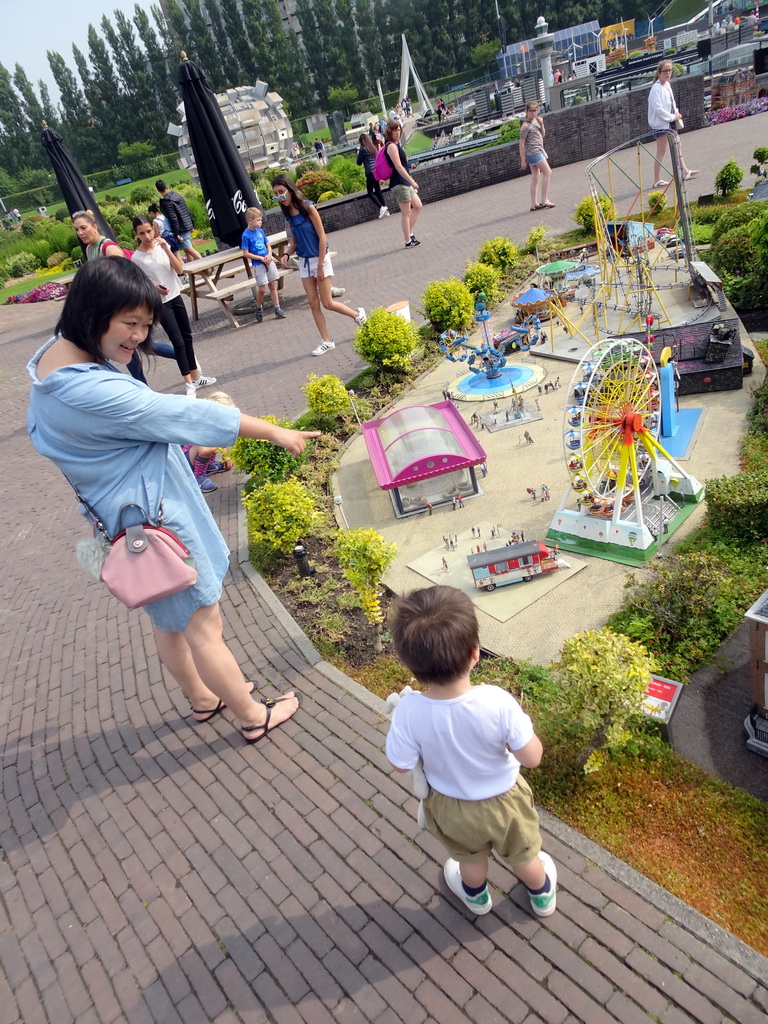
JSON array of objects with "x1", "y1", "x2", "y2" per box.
[{"x1": 2, "y1": 118, "x2": 767, "y2": 1023}]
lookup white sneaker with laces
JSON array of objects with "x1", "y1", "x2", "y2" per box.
[
  {"x1": 193, "y1": 375, "x2": 218, "y2": 389},
  {"x1": 443, "y1": 859, "x2": 492, "y2": 915},
  {"x1": 312, "y1": 340, "x2": 335, "y2": 356},
  {"x1": 384, "y1": 207, "x2": 391, "y2": 216},
  {"x1": 331, "y1": 286, "x2": 346, "y2": 298},
  {"x1": 354, "y1": 307, "x2": 367, "y2": 326},
  {"x1": 527, "y1": 851, "x2": 557, "y2": 917},
  {"x1": 378, "y1": 206, "x2": 388, "y2": 219},
  {"x1": 185, "y1": 383, "x2": 197, "y2": 398}
]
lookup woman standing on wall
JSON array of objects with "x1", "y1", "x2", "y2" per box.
[
  {"x1": 519, "y1": 102, "x2": 554, "y2": 212},
  {"x1": 647, "y1": 60, "x2": 698, "y2": 188},
  {"x1": 357, "y1": 134, "x2": 389, "y2": 219}
]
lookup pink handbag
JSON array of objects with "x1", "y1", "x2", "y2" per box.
[
  {"x1": 75, "y1": 496, "x2": 198, "y2": 610},
  {"x1": 100, "y1": 521, "x2": 198, "y2": 610}
]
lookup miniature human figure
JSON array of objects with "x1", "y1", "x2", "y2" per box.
[
  {"x1": 493, "y1": 400, "x2": 499, "y2": 412},
  {"x1": 483, "y1": 542, "x2": 487, "y2": 551},
  {"x1": 427, "y1": 503, "x2": 433, "y2": 516},
  {"x1": 457, "y1": 495, "x2": 464, "y2": 508},
  {"x1": 476, "y1": 545, "x2": 481, "y2": 554},
  {"x1": 476, "y1": 526, "x2": 481, "y2": 537},
  {"x1": 442, "y1": 557, "x2": 449, "y2": 572},
  {"x1": 541, "y1": 483, "x2": 550, "y2": 501},
  {"x1": 524, "y1": 430, "x2": 534, "y2": 444},
  {"x1": 471, "y1": 527, "x2": 476, "y2": 538},
  {"x1": 527, "y1": 486, "x2": 537, "y2": 500},
  {"x1": 386, "y1": 586, "x2": 557, "y2": 918},
  {"x1": 521, "y1": 530, "x2": 525, "y2": 542},
  {"x1": 480, "y1": 462, "x2": 487, "y2": 477},
  {"x1": 452, "y1": 496, "x2": 457, "y2": 510},
  {"x1": 555, "y1": 377, "x2": 560, "y2": 389},
  {"x1": 505, "y1": 410, "x2": 510, "y2": 422},
  {"x1": 537, "y1": 383, "x2": 543, "y2": 394},
  {"x1": 491, "y1": 526, "x2": 496, "y2": 538}
]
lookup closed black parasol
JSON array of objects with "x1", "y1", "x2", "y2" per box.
[
  {"x1": 40, "y1": 121, "x2": 114, "y2": 246},
  {"x1": 178, "y1": 53, "x2": 261, "y2": 248}
]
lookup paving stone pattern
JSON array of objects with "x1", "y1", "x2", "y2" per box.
[{"x1": 1, "y1": 117, "x2": 767, "y2": 1023}]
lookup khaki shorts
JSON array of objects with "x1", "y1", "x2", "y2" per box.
[
  {"x1": 423, "y1": 775, "x2": 542, "y2": 866},
  {"x1": 391, "y1": 184, "x2": 415, "y2": 205}
]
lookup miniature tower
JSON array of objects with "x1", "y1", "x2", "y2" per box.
[{"x1": 533, "y1": 16, "x2": 555, "y2": 108}]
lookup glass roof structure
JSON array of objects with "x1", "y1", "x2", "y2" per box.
[
  {"x1": 362, "y1": 402, "x2": 486, "y2": 490},
  {"x1": 498, "y1": 21, "x2": 601, "y2": 77}
]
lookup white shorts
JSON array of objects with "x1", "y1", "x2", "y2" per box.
[
  {"x1": 252, "y1": 260, "x2": 279, "y2": 286},
  {"x1": 299, "y1": 253, "x2": 334, "y2": 279}
]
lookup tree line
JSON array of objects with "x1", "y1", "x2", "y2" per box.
[{"x1": 0, "y1": 0, "x2": 640, "y2": 192}]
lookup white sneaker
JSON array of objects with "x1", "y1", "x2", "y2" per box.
[
  {"x1": 185, "y1": 383, "x2": 197, "y2": 398},
  {"x1": 378, "y1": 206, "x2": 388, "y2": 219},
  {"x1": 311, "y1": 340, "x2": 335, "y2": 356},
  {"x1": 384, "y1": 208, "x2": 390, "y2": 216},
  {"x1": 354, "y1": 307, "x2": 367, "y2": 326},
  {"x1": 443, "y1": 859, "x2": 492, "y2": 915},
  {"x1": 193, "y1": 375, "x2": 217, "y2": 389},
  {"x1": 527, "y1": 851, "x2": 557, "y2": 917},
  {"x1": 331, "y1": 286, "x2": 346, "y2": 298}
]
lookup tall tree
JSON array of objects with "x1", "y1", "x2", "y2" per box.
[
  {"x1": 204, "y1": 0, "x2": 242, "y2": 86},
  {"x1": 46, "y1": 50, "x2": 94, "y2": 164},
  {"x1": 133, "y1": 4, "x2": 179, "y2": 135},
  {"x1": 219, "y1": 0, "x2": 257, "y2": 83},
  {"x1": 260, "y1": 0, "x2": 309, "y2": 113},
  {"x1": 0, "y1": 63, "x2": 32, "y2": 176}
]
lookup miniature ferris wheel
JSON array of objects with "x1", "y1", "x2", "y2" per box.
[
  {"x1": 549, "y1": 335, "x2": 704, "y2": 563},
  {"x1": 563, "y1": 337, "x2": 661, "y2": 513}
]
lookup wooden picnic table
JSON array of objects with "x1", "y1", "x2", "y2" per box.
[{"x1": 184, "y1": 231, "x2": 292, "y2": 329}]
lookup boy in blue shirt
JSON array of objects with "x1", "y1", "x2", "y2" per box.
[
  {"x1": 386, "y1": 585, "x2": 557, "y2": 918},
  {"x1": 241, "y1": 207, "x2": 286, "y2": 322}
]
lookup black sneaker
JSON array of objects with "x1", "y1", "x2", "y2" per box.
[
  {"x1": 405, "y1": 240, "x2": 418, "y2": 248},
  {"x1": 410, "y1": 235, "x2": 421, "y2": 246},
  {"x1": 255, "y1": 305, "x2": 263, "y2": 323},
  {"x1": 274, "y1": 307, "x2": 286, "y2": 319}
]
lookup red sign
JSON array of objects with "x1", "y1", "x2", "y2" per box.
[{"x1": 641, "y1": 675, "x2": 682, "y2": 723}]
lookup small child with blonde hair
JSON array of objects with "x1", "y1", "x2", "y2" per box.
[
  {"x1": 241, "y1": 206, "x2": 285, "y2": 322},
  {"x1": 183, "y1": 392, "x2": 236, "y2": 494}
]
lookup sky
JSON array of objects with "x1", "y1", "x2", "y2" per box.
[{"x1": 0, "y1": 0, "x2": 159, "y2": 103}]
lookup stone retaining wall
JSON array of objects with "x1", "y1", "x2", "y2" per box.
[{"x1": 261, "y1": 76, "x2": 705, "y2": 236}]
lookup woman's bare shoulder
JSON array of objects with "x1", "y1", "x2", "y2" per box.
[{"x1": 35, "y1": 338, "x2": 89, "y2": 381}]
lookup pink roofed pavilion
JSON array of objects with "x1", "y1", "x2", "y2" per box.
[{"x1": 361, "y1": 401, "x2": 487, "y2": 518}]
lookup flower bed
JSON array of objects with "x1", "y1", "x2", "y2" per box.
[
  {"x1": 4, "y1": 281, "x2": 68, "y2": 304},
  {"x1": 705, "y1": 97, "x2": 768, "y2": 125}
]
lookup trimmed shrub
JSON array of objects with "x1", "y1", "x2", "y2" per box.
[
  {"x1": 714, "y1": 158, "x2": 744, "y2": 198},
  {"x1": 711, "y1": 201, "x2": 768, "y2": 244},
  {"x1": 574, "y1": 193, "x2": 616, "y2": 235},
  {"x1": 71, "y1": 245, "x2": 83, "y2": 262},
  {"x1": 296, "y1": 170, "x2": 346, "y2": 202},
  {"x1": 302, "y1": 374, "x2": 351, "y2": 425},
  {"x1": 318, "y1": 190, "x2": 344, "y2": 202},
  {"x1": 522, "y1": 225, "x2": 547, "y2": 255},
  {"x1": 498, "y1": 120, "x2": 521, "y2": 144},
  {"x1": 648, "y1": 190, "x2": 667, "y2": 216},
  {"x1": 463, "y1": 260, "x2": 502, "y2": 304},
  {"x1": 242, "y1": 478, "x2": 321, "y2": 554},
  {"x1": 129, "y1": 184, "x2": 157, "y2": 205},
  {"x1": 709, "y1": 224, "x2": 761, "y2": 279},
  {"x1": 477, "y1": 236, "x2": 519, "y2": 273},
  {"x1": 420, "y1": 277, "x2": 474, "y2": 332},
  {"x1": 229, "y1": 414, "x2": 308, "y2": 485},
  {"x1": 47, "y1": 251, "x2": 69, "y2": 267},
  {"x1": 2, "y1": 250, "x2": 38, "y2": 277},
  {"x1": 325, "y1": 156, "x2": 365, "y2": 194},
  {"x1": 706, "y1": 470, "x2": 768, "y2": 544},
  {"x1": 352, "y1": 307, "x2": 420, "y2": 372}
]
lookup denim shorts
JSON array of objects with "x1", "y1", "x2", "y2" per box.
[
  {"x1": 179, "y1": 230, "x2": 193, "y2": 248},
  {"x1": 526, "y1": 152, "x2": 546, "y2": 166}
]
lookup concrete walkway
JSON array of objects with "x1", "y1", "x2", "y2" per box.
[{"x1": 1, "y1": 116, "x2": 768, "y2": 1023}]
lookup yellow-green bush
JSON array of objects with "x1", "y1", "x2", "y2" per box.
[
  {"x1": 352, "y1": 307, "x2": 420, "y2": 372},
  {"x1": 420, "y1": 277, "x2": 474, "y2": 332},
  {"x1": 477, "y1": 236, "x2": 519, "y2": 273},
  {"x1": 463, "y1": 260, "x2": 502, "y2": 304},
  {"x1": 243, "y1": 478, "x2": 321, "y2": 553}
]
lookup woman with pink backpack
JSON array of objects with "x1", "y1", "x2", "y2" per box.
[{"x1": 377, "y1": 120, "x2": 423, "y2": 249}]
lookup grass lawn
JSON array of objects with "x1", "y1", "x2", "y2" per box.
[
  {"x1": 25, "y1": 169, "x2": 192, "y2": 221},
  {"x1": 405, "y1": 132, "x2": 433, "y2": 155}
]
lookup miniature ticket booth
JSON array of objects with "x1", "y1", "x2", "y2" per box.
[{"x1": 361, "y1": 401, "x2": 487, "y2": 518}]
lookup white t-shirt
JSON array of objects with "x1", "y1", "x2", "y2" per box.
[
  {"x1": 386, "y1": 684, "x2": 534, "y2": 800},
  {"x1": 132, "y1": 244, "x2": 180, "y2": 303}
]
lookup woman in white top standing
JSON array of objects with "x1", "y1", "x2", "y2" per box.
[
  {"x1": 132, "y1": 215, "x2": 216, "y2": 397},
  {"x1": 647, "y1": 60, "x2": 698, "y2": 188}
]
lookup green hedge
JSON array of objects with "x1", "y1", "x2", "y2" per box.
[{"x1": 706, "y1": 470, "x2": 768, "y2": 544}]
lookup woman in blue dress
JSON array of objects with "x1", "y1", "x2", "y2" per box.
[{"x1": 27, "y1": 257, "x2": 316, "y2": 744}]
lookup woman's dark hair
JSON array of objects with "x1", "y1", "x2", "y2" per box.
[
  {"x1": 147, "y1": 203, "x2": 160, "y2": 215},
  {"x1": 359, "y1": 134, "x2": 377, "y2": 156},
  {"x1": 272, "y1": 173, "x2": 310, "y2": 218},
  {"x1": 132, "y1": 214, "x2": 152, "y2": 232},
  {"x1": 55, "y1": 257, "x2": 162, "y2": 363}
]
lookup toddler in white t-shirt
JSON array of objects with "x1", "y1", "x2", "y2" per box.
[{"x1": 386, "y1": 585, "x2": 557, "y2": 918}]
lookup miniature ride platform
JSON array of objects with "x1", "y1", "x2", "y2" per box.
[
  {"x1": 449, "y1": 360, "x2": 545, "y2": 401},
  {"x1": 407, "y1": 522, "x2": 587, "y2": 622}
]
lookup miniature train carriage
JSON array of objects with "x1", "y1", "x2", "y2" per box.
[{"x1": 467, "y1": 540, "x2": 560, "y2": 592}]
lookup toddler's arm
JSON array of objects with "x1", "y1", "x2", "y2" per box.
[{"x1": 509, "y1": 733, "x2": 543, "y2": 768}]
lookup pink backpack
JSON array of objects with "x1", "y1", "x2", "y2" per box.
[
  {"x1": 374, "y1": 146, "x2": 393, "y2": 182},
  {"x1": 99, "y1": 237, "x2": 133, "y2": 260}
]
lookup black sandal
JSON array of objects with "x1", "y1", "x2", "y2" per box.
[
  {"x1": 190, "y1": 681, "x2": 255, "y2": 724},
  {"x1": 241, "y1": 694, "x2": 301, "y2": 744}
]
